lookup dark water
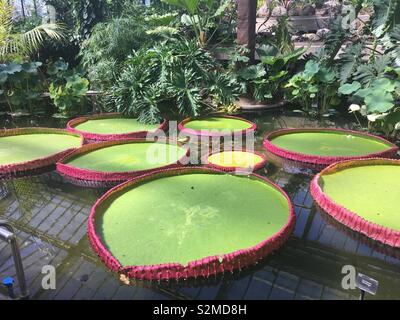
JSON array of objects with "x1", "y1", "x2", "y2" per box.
[{"x1": 0, "y1": 111, "x2": 399, "y2": 300}]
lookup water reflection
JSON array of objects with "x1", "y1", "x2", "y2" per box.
[{"x1": 0, "y1": 112, "x2": 399, "y2": 300}]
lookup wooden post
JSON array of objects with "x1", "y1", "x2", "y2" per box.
[{"x1": 237, "y1": 0, "x2": 257, "y2": 62}]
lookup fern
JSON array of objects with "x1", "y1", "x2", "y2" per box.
[{"x1": 81, "y1": 18, "x2": 149, "y2": 67}]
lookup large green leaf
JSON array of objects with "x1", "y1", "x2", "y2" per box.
[
  {"x1": 47, "y1": 60, "x2": 68, "y2": 76},
  {"x1": 21, "y1": 62, "x2": 42, "y2": 74},
  {"x1": 316, "y1": 67, "x2": 336, "y2": 83},
  {"x1": 0, "y1": 72, "x2": 8, "y2": 85},
  {"x1": 354, "y1": 87, "x2": 370, "y2": 99},
  {"x1": 146, "y1": 26, "x2": 179, "y2": 36},
  {"x1": 261, "y1": 57, "x2": 284, "y2": 69},
  {"x1": 268, "y1": 70, "x2": 288, "y2": 81},
  {"x1": 237, "y1": 65, "x2": 266, "y2": 80},
  {"x1": 0, "y1": 63, "x2": 22, "y2": 75},
  {"x1": 256, "y1": 44, "x2": 278, "y2": 58},
  {"x1": 303, "y1": 60, "x2": 320, "y2": 77},
  {"x1": 338, "y1": 43, "x2": 363, "y2": 84},
  {"x1": 381, "y1": 108, "x2": 400, "y2": 133},
  {"x1": 371, "y1": 77, "x2": 396, "y2": 92},
  {"x1": 339, "y1": 81, "x2": 362, "y2": 95},
  {"x1": 145, "y1": 12, "x2": 178, "y2": 26},
  {"x1": 282, "y1": 47, "x2": 306, "y2": 64},
  {"x1": 365, "y1": 90, "x2": 394, "y2": 113},
  {"x1": 162, "y1": 0, "x2": 199, "y2": 15},
  {"x1": 169, "y1": 69, "x2": 202, "y2": 116}
]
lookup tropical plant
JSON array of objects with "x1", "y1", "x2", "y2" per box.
[
  {"x1": 81, "y1": 17, "x2": 149, "y2": 67},
  {"x1": 0, "y1": 61, "x2": 45, "y2": 114},
  {"x1": 0, "y1": 58, "x2": 90, "y2": 116},
  {"x1": 233, "y1": 44, "x2": 305, "y2": 103},
  {"x1": 328, "y1": 0, "x2": 400, "y2": 136},
  {"x1": 285, "y1": 60, "x2": 340, "y2": 114},
  {"x1": 0, "y1": 0, "x2": 65, "y2": 62},
  {"x1": 47, "y1": 59, "x2": 89, "y2": 117},
  {"x1": 49, "y1": 75, "x2": 89, "y2": 117},
  {"x1": 72, "y1": 0, "x2": 108, "y2": 40},
  {"x1": 257, "y1": 2, "x2": 294, "y2": 54},
  {"x1": 283, "y1": 0, "x2": 400, "y2": 127},
  {"x1": 161, "y1": 0, "x2": 236, "y2": 46},
  {"x1": 12, "y1": 14, "x2": 43, "y2": 34},
  {"x1": 267, "y1": 15, "x2": 294, "y2": 55},
  {"x1": 341, "y1": 70, "x2": 400, "y2": 137},
  {"x1": 106, "y1": 38, "x2": 239, "y2": 123},
  {"x1": 80, "y1": 4, "x2": 180, "y2": 93}
]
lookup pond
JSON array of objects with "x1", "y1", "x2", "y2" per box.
[{"x1": 0, "y1": 110, "x2": 399, "y2": 300}]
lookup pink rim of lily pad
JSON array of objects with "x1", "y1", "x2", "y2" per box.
[
  {"x1": 317, "y1": 201, "x2": 400, "y2": 260},
  {"x1": 67, "y1": 113, "x2": 169, "y2": 142},
  {"x1": 264, "y1": 150, "x2": 324, "y2": 175},
  {"x1": 204, "y1": 149, "x2": 267, "y2": 173},
  {"x1": 311, "y1": 158, "x2": 400, "y2": 248},
  {"x1": 57, "y1": 139, "x2": 190, "y2": 183},
  {"x1": 88, "y1": 166, "x2": 295, "y2": 281},
  {"x1": 0, "y1": 128, "x2": 83, "y2": 177},
  {"x1": 263, "y1": 128, "x2": 399, "y2": 165},
  {"x1": 178, "y1": 115, "x2": 257, "y2": 138}
]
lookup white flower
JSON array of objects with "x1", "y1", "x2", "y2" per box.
[
  {"x1": 360, "y1": 105, "x2": 367, "y2": 116},
  {"x1": 395, "y1": 122, "x2": 400, "y2": 130},
  {"x1": 367, "y1": 113, "x2": 388, "y2": 122},
  {"x1": 348, "y1": 104, "x2": 361, "y2": 113}
]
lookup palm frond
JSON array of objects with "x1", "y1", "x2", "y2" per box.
[
  {"x1": 0, "y1": 1, "x2": 65, "y2": 62},
  {"x1": 0, "y1": 0, "x2": 14, "y2": 55},
  {"x1": 0, "y1": 0, "x2": 12, "y2": 32},
  {"x1": 16, "y1": 24, "x2": 65, "y2": 55}
]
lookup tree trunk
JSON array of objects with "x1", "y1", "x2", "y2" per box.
[
  {"x1": 237, "y1": 0, "x2": 257, "y2": 62},
  {"x1": 33, "y1": 0, "x2": 38, "y2": 15},
  {"x1": 20, "y1": 0, "x2": 26, "y2": 18}
]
